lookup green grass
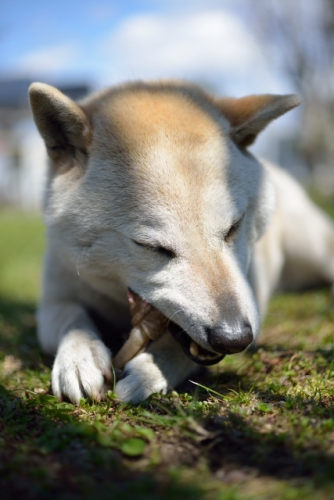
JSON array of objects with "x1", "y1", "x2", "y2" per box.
[
  {"x1": 0, "y1": 210, "x2": 45, "y2": 302},
  {"x1": 0, "y1": 206, "x2": 334, "y2": 500}
]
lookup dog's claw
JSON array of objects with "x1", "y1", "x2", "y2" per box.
[
  {"x1": 103, "y1": 367, "x2": 113, "y2": 382},
  {"x1": 51, "y1": 331, "x2": 112, "y2": 404},
  {"x1": 115, "y1": 352, "x2": 169, "y2": 404}
]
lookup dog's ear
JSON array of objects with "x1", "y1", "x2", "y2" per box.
[
  {"x1": 217, "y1": 94, "x2": 301, "y2": 148},
  {"x1": 29, "y1": 82, "x2": 91, "y2": 166}
]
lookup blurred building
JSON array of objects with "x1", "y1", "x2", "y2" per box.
[{"x1": 0, "y1": 79, "x2": 91, "y2": 210}]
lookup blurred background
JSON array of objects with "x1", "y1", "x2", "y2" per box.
[{"x1": 1, "y1": 0, "x2": 334, "y2": 210}]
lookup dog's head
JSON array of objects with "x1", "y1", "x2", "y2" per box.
[{"x1": 29, "y1": 81, "x2": 300, "y2": 364}]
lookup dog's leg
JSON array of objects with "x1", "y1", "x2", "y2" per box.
[
  {"x1": 264, "y1": 163, "x2": 334, "y2": 293},
  {"x1": 38, "y1": 302, "x2": 112, "y2": 404},
  {"x1": 279, "y1": 198, "x2": 334, "y2": 292},
  {"x1": 115, "y1": 333, "x2": 197, "y2": 403}
]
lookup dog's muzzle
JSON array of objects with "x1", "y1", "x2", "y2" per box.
[
  {"x1": 168, "y1": 320, "x2": 253, "y2": 366},
  {"x1": 168, "y1": 321, "x2": 225, "y2": 366}
]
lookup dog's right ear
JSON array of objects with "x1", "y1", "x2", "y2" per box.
[
  {"x1": 216, "y1": 94, "x2": 301, "y2": 148},
  {"x1": 29, "y1": 83, "x2": 91, "y2": 166}
]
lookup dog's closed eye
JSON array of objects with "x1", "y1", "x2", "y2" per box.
[
  {"x1": 224, "y1": 215, "x2": 244, "y2": 242},
  {"x1": 133, "y1": 240, "x2": 177, "y2": 259}
]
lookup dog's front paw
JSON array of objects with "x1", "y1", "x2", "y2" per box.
[
  {"x1": 52, "y1": 331, "x2": 112, "y2": 404},
  {"x1": 115, "y1": 352, "x2": 168, "y2": 404}
]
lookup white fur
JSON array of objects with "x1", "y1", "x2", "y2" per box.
[
  {"x1": 28, "y1": 81, "x2": 334, "y2": 404},
  {"x1": 52, "y1": 330, "x2": 111, "y2": 404},
  {"x1": 116, "y1": 333, "x2": 197, "y2": 403}
]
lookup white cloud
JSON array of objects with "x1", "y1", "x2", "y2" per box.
[
  {"x1": 101, "y1": 9, "x2": 286, "y2": 95},
  {"x1": 16, "y1": 43, "x2": 79, "y2": 76}
]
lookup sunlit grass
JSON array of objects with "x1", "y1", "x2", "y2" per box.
[
  {"x1": 0, "y1": 209, "x2": 45, "y2": 302},
  {"x1": 0, "y1": 206, "x2": 334, "y2": 500}
]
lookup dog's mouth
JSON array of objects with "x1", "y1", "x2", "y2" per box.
[
  {"x1": 126, "y1": 288, "x2": 224, "y2": 366},
  {"x1": 168, "y1": 321, "x2": 225, "y2": 366}
]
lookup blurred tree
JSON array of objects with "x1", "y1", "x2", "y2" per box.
[{"x1": 248, "y1": 0, "x2": 334, "y2": 184}]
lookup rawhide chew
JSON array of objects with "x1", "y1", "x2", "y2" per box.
[{"x1": 113, "y1": 290, "x2": 168, "y2": 370}]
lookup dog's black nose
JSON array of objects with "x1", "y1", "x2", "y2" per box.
[{"x1": 208, "y1": 321, "x2": 253, "y2": 354}]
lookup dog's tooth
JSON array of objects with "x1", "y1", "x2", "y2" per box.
[
  {"x1": 189, "y1": 341, "x2": 199, "y2": 357},
  {"x1": 197, "y1": 353, "x2": 217, "y2": 361}
]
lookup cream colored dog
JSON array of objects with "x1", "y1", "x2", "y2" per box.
[{"x1": 29, "y1": 80, "x2": 334, "y2": 404}]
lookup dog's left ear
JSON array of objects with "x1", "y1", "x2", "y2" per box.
[
  {"x1": 29, "y1": 82, "x2": 91, "y2": 165},
  {"x1": 217, "y1": 94, "x2": 301, "y2": 148}
]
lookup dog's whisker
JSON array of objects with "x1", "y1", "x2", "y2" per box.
[
  {"x1": 166, "y1": 309, "x2": 182, "y2": 326},
  {"x1": 76, "y1": 248, "x2": 87, "y2": 277}
]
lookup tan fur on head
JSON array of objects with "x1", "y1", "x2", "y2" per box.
[
  {"x1": 216, "y1": 94, "x2": 301, "y2": 147},
  {"x1": 29, "y1": 81, "x2": 300, "y2": 165},
  {"x1": 29, "y1": 83, "x2": 92, "y2": 166}
]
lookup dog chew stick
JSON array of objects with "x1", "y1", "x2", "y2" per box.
[{"x1": 113, "y1": 290, "x2": 168, "y2": 370}]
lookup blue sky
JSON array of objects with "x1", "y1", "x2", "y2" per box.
[
  {"x1": 1, "y1": 0, "x2": 136, "y2": 83},
  {"x1": 0, "y1": 0, "x2": 293, "y2": 96},
  {"x1": 0, "y1": 0, "x2": 303, "y2": 157}
]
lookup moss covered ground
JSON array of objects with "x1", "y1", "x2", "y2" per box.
[{"x1": 0, "y1": 207, "x2": 333, "y2": 500}]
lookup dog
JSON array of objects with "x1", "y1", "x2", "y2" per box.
[{"x1": 29, "y1": 80, "x2": 334, "y2": 404}]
